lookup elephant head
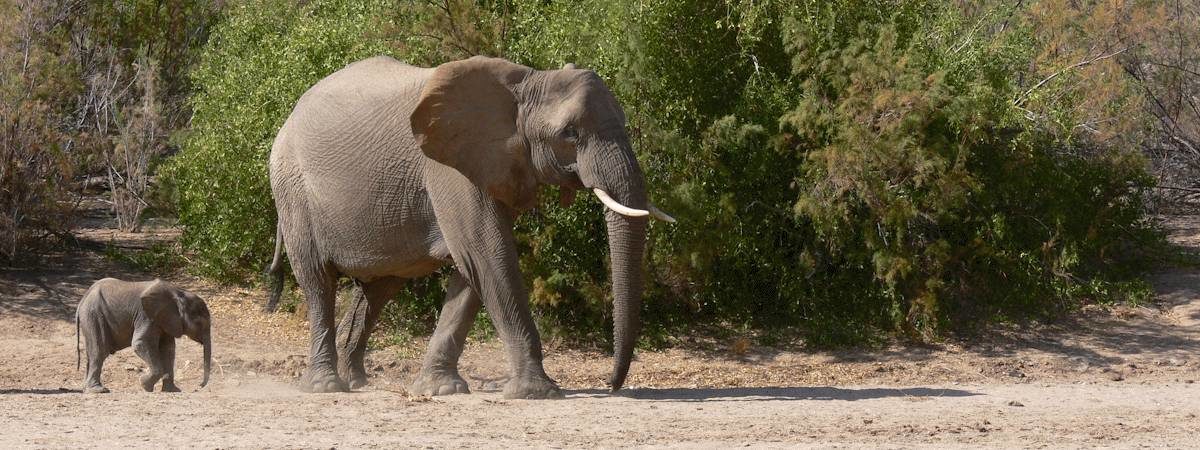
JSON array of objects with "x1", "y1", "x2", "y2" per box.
[
  {"x1": 411, "y1": 56, "x2": 673, "y2": 391},
  {"x1": 141, "y1": 281, "x2": 212, "y2": 388}
]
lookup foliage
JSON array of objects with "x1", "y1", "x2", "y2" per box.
[
  {"x1": 165, "y1": 0, "x2": 451, "y2": 336},
  {"x1": 1, "y1": 0, "x2": 82, "y2": 263},
  {"x1": 168, "y1": 0, "x2": 1174, "y2": 347},
  {"x1": 1117, "y1": 0, "x2": 1200, "y2": 203},
  {"x1": 81, "y1": 0, "x2": 218, "y2": 232},
  {"x1": 0, "y1": 0, "x2": 217, "y2": 263},
  {"x1": 783, "y1": 14, "x2": 1157, "y2": 338},
  {"x1": 505, "y1": 0, "x2": 1164, "y2": 344},
  {"x1": 165, "y1": 0, "x2": 397, "y2": 280},
  {"x1": 104, "y1": 241, "x2": 186, "y2": 276}
]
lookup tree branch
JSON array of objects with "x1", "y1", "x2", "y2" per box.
[
  {"x1": 1014, "y1": 47, "x2": 1130, "y2": 107},
  {"x1": 1155, "y1": 185, "x2": 1200, "y2": 194},
  {"x1": 1145, "y1": 61, "x2": 1200, "y2": 79}
]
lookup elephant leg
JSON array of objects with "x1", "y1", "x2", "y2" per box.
[
  {"x1": 158, "y1": 338, "x2": 180, "y2": 392},
  {"x1": 337, "y1": 276, "x2": 405, "y2": 389},
  {"x1": 82, "y1": 336, "x2": 109, "y2": 394},
  {"x1": 453, "y1": 240, "x2": 561, "y2": 400},
  {"x1": 294, "y1": 262, "x2": 347, "y2": 393},
  {"x1": 132, "y1": 331, "x2": 164, "y2": 392},
  {"x1": 427, "y1": 170, "x2": 561, "y2": 399},
  {"x1": 411, "y1": 271, "x2": 481, "y2": 396}
]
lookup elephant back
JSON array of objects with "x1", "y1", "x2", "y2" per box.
[{"x1": 268, "y1": 56, "x2": 444, "y2": 279}]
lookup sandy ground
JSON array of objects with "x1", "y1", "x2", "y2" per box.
[{"x1": 1, "y1": 213, "x2": 1199, "y2": 448}]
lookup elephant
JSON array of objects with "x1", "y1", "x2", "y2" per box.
[
  {"x1": 75, "y1": 278, "x2": 212, "y2": 393},
  {"x1": 264, "y1": 55, "x2": 673, "y2": 399}
]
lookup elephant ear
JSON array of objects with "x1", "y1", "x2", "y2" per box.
[
  {"x1": 411, "y1": 56, "x2": 538, "y2": 210},
  {"x1": 140, "y1": 280, "x2": 184, "y2": 338}
]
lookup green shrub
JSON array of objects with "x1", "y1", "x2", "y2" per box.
[
  {"x1": 2, "y1": 0, "x2": 216, "y2": 263},
  {"x1": 167, "y1": 0, "x2": 505, "y2": 337},
  {"x1": 171, "y1": 0, "x2": 1166, "y2": 347},
  {"x1": 104, "y1": 242, "x2": 186, "y2": 276},
  {"x1": 164, "y1": 0, "x2": 396, "y2": 281},
  {"x1": 513, "y1": 0, "x2": 1162, "y2": 344},
  {"x1": 783, "y1": 19, "x2": 1157, "y2": 338}
]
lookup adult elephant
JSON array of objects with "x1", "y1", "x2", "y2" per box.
[{"x1": 265, "y1": 56, "x2": 672, "y2": 398}]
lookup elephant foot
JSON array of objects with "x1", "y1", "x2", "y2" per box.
[
  {"x1": 161, "y1": 381, "x2": 181, "y2": 393},
  {"x1": 299, "y1": 368, "x2": 349, "y2": 393},
  {"x1": 83, "y1": 385, "x2": 110, "y2": 394},
  {"x1": 503, "y1": 374, "x2": 563, "y2": 400},
  {"x1": 338, "y1": 360, "x2": 369, "y2": 390},
  {"x1": 347, "y1": 372, "x2": 368, "y2": 390},
  {"x1": 139, "y1": 373, "x2": 162, "y2": 392},
  {"x1": 409, "y1": 369, "x2": 470, "y2": 396}
]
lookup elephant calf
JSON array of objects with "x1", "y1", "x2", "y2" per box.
[{"x1": 75, "y1": 278, "x2": 212, "y2": 393}]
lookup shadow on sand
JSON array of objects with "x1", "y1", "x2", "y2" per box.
[
  {"x1": 567, "y1": 386, "x2": 980, "y2": 402},
  {"x1": 0, "y1": 244, "x2": 148, "y2": 324},
  {"x1": 0, "y1": 388, "x2": 79, "y2": 395}
]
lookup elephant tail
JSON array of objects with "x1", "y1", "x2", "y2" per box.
[
  {"x1": 264, "y1": 222, "x2": 286, "y2": 313},
  {"x1": 75, "y1": 309, "x2": 81, "y2": 372}
]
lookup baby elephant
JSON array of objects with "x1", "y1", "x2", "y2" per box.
[{"x1": 75, "y1": 278, "x2": 212, "y2": 393}]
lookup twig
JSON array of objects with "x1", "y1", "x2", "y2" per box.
[
  {"x1": 1172, "y1": 135, "x2": 1200, "y2": 157},
  {"x1": 1146, "y1": 61, "x2": 1200, "y2": 79},
  {"x1": 950, "y1": 9, "x2": 995, "y2": 55},
  {"x1": 1014, "y1": 47, "x2": 1130, "y2": 106},
  {"x1": 1154, "y1": 185, "x2": 1200, "y2": 194}
]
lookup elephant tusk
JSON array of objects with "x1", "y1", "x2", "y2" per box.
[
  {"x1": 592, "y1": 189, "x2": 649, "y2": 217},
  {"x1": 648, "y1": 204, "x2": 676, "y2": 223}
]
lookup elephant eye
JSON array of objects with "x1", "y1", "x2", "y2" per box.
[{"x1": 560, "y1": 125, "x2": 578, "y2": 142}]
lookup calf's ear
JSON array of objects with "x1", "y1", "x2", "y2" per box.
[{"x1": 140, "y1": 280, "x2": 184, "y2": 338}]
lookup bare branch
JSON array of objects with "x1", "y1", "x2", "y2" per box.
[
  {"x1": 1145, "y1": 61, "x2": 1200, "y2": 79},
  {"x1": 1014, "y1": 47, "x2": 1130, "y2": 107},
  {"x1": 1155, "y1": 185, "x2": 1200, "y2": 194}
]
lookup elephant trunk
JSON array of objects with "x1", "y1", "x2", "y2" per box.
[
  {"x1": 606, "y1": 210, "x2": 647, "y2": 391},
  {"x1": 201, "y1": 332, "x2": 211, "y2": 388},
  {"x1": 581, "y1": 141, "x2": 650, "y2": 392}
]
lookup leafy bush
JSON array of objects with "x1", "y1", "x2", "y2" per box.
[
  {"x1": 172, "y1": 0, "x2": 1167, "y2": 347},
  {"x1": 0, "y1": 11, "x2": 77, "y2": 262},
  {"x1": 165, "y1": 0, "x2": 396, "y2": 280},
  {"x1": 104, "y1": 242, "x2": 186, "y2": 276},
  {"x1": 784, "y1": 19, "x2": 1157, "y2": 338},
  {"x1": 1, "y1": 0, "x2": 216, "y2": 263},
  {"x1": 166, "y1": 0, "x2": 455, "y2": 336},
  {"x1": 508, "y1": 0, "x2": 1162, "y2": 344}
]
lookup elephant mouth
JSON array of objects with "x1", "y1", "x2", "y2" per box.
[
  {"x1": 564, "y1": 163, "x2": 674, "y2": 222},
  {"x1": 561, "y1": 163, "x2": 586, "y2": 189},
  {"x1": 592, "y1": 189, "x2": 675, "y2": 222}
]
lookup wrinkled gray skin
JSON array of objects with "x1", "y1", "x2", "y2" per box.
[
  {"x1": 267, "y1": 56, "x2": 652, "y2": 399},
  {"x1": 75, "y1": 278, "x2": 212, "y2": 393}
]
